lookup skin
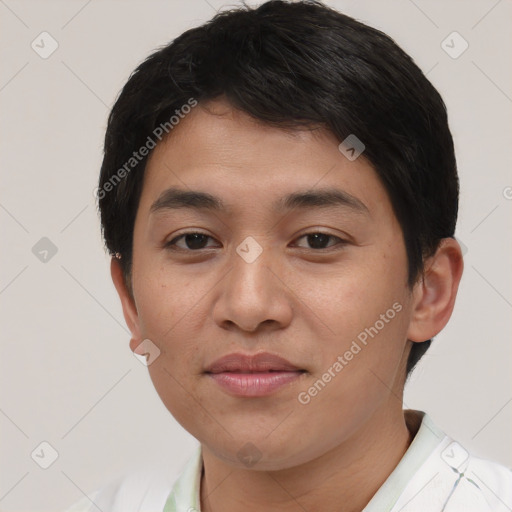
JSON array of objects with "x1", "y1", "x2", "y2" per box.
[{"x1": 111, "y1": 98, "x2": 464, "y2": 512}]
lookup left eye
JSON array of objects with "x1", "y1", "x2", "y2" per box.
[
  {"x1": 294, "y1": 232, "x2": 344, "y2": 250},
  {"x1": 165, "y1": 232, "x2": 344, "y2": 251}
]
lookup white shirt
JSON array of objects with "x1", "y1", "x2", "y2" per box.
[{"x1": 64, "y1": 410, "x2": 512, "y2": 511}]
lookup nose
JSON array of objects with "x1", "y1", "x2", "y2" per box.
[{"x1": 212, "y1": 241, "x2": 293, "y2": 335}]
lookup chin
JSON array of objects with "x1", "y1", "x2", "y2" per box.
[{"x1": 201, "y1": 432, "x2": 321, "y2": 472}]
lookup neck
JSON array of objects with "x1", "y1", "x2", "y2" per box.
[{"x1": 200, "y1": 405, "x2": 416, "y2": 512}]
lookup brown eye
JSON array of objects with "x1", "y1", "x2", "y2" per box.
[
  {"x1": 295, "y1": 232, "x2": 345, "y2": 250},
  {"x1": 165, "y1": 232, "x2": 217, "y2": 251}
]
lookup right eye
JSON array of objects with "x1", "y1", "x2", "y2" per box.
[{"x1": 164, "y1": 232, "x2": 220, "y2": 252}]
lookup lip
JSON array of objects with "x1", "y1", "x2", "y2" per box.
[
  {"x1": 205, "y1": 352, "x2": 301, "y2": 373},
  {"x1": 204, "y1": 352, "x2": 305, "y2": 397}
]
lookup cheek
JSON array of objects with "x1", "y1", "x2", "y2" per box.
[
  {"x1": 300, "y1": 243, "x2": 410, "y2": 389},
  {"x1": 307, "y1": 258, "x2": 405, "y2": 338},
  {"x1": 133, "y1": 261, "x2": 205, "y2": 340},
  {"x1": 131, "y1": 262, "x2": 212, "y2": 411},
  {"x1": 293, "y1": 304, "x2": 409, "y2": 449},
  {"x1": 132, "y1": 265, "x2": 209, "y2": 430}
]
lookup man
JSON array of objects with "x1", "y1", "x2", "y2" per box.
[{"x1": 67, "y1": 1, "x2": 512, "y2": 510}]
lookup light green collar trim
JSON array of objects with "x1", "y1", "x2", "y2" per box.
[
  {"x1": 362, "y1": 411, "x2": 446, "y2": 511},
  {"x1": 163, "y1": 444, "x2": 203, "y2": 512}
]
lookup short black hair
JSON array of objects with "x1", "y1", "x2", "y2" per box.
[{"x1": 98, "y1": 0, "x2": 459, "y2": 377}]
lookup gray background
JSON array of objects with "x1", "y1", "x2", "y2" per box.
[{"x1": 1, "y1": 1, "x2": 511, "y2": 511}]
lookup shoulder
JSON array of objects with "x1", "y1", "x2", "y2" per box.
[
  {"x1": 428, "y1": 437, "x2": 512, "y2": 511},
  {"x1": 465, "y1": 452, "x2": 512, "y2": 506},
  {"x1": 63, "y1": 467, "x2": 174, "y2": 512},
  {"x1": 390, "y1": 412, "x2": 512, "y2": 511}
]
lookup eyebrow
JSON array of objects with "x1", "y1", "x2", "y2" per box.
[{"x1": 150, "y1": 186, "x2": 369, "y2": 215}]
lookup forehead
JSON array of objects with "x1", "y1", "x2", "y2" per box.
[{"x1": 139, "y1": 99, "x2": 390, "y2": 220}]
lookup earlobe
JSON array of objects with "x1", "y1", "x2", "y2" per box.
[
  {"x1": 407, "y1": 238, "x2": 464, "y2": 343},
  {"x1": 110, "y1": 257, "x2": 142, "y2": 352}
]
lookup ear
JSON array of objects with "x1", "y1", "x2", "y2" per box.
[
  {"x1": 110, "y1": 257, "x2": 142, "y2": 352},
  {"x1": 407, "y1": 238, "x2": 464, "y2": 343}
]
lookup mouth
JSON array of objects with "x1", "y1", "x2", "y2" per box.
[
  {"x1": 204, "y1": 351, "x2": 303, "y2": 373},
  {"x1": 208, "y1": 369, "x2": 306, "y2": 373},
  {"x1": 204, "y1": 352, "x2": 306, "y2": 397}
]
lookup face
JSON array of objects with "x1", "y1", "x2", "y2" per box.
[{"x1": 124, "y1": 99, "x2": 417, "y2": 470}]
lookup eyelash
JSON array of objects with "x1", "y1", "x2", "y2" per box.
[{"x1": 164, "y1": 231, "x2": 347, "y2": 252}]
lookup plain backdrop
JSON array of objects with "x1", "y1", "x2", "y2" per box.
[{"x1": 1, "y1": 1, "x2": 511, "y2": 511}]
